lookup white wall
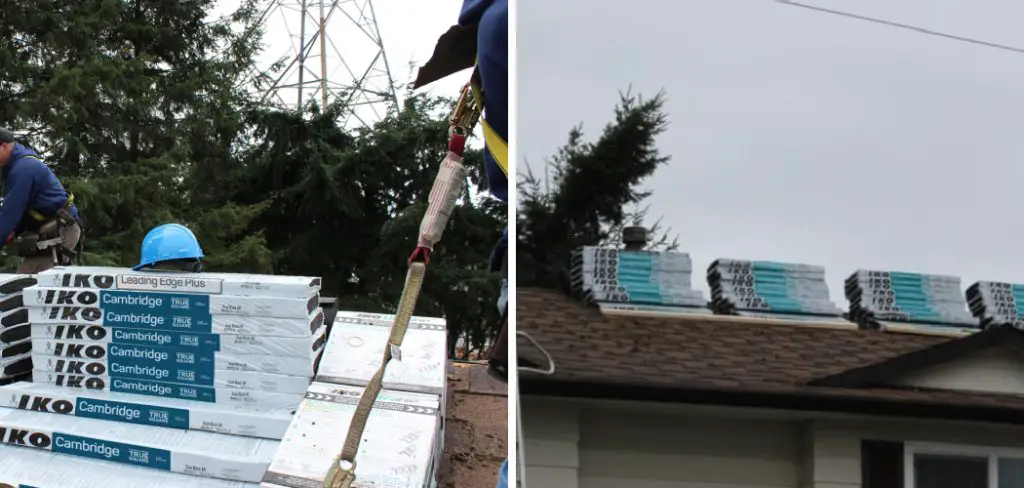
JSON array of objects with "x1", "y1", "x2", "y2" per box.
[
  {"x1": 891, "y1": 346, "x2": 1024, "y2": 396},
  {"x1": 522, "y1": 397, "x2": 1024, "y2": 488},
  {"x1": 521, "y1": 397, "x2": 581, "y2": 488},
  {"x1": 806, "y1": 417, "x2": 1024, "y2": 488},
  {"x1": 522, "y1": 397, "x2": 801, "y2": 488}
]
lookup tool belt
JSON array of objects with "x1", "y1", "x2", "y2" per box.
[{"x1": 16, "y1": 193, "x2": 78, "y2": 261}]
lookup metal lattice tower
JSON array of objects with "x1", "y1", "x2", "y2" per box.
[{"x1": 250, "y1": 0, "x2": 400, "y2": 128}]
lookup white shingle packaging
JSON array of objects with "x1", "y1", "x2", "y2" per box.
[
  {"x1": 24, "y1": 287, "x2": 319, "y2": 319},
  {"x1": 317, "y1": 311, "x2": 447, "y2": 395},
  {"x1": 846, "y1": 269, "x2": 976, "y2": 331},
  {"x1": 0, "y1": 306, "x2": 28, "y2": 329},
  {"x1": 28, "y1": 306, "x2": 324, "y2": 337},
  {"x1": 32, "y1": 370, "x2": 306, "y2": 407},
  {"x1": 32, "y1": 322, "x2": 327, "y2": 359},
  {"x1": 0, "y1": 322, "x2": 29, "y2": 343},
  {"x1": 31, "y1": 339, "x2": 322, "y2": 378},
  {"x1": 0, "y1": 274, "x2": 34, "y2": 381},
  {"x1": 569, "y1": 246, "x2": 707, "y2": 308},
  {"x1": 0, "y1": 407, "x2": 278, "y2": 482},
  {"x1": 966, "y1": 281, "x2": 1024, "y2": 328},
  {"x1": 0, "y1": 273, "x2": 38, "y2": 292},
  {"x1": 0, "y1": 339, "x2": 31, "y2": 360},
  {"x1": 32, "y1": 358, "x2": 313, "y2": 395},
  {"x1": 0, "y1": 445, "x2": 259, "y2": 487},
  {"x1": 707, "y1": 259, "x2": 846, "y2": 320},
  {"x1": 35, "y1": 266, "x2": 321, "y2": 298},
  {"x1": 0, "y1": 293, "x2": 25, "y2": 312},
  {"x1": 0, "y1": 382, "x2": 294, "y2": 439},
  {"x1": 260, "y1": 382, "x2": 441, "y2": 488},
  {"x1": 5, "y1": 266, "x2": 330, "y2": 482},
  {"x1": 0, "y1": 354, "x2": 31, "y2": 377}
]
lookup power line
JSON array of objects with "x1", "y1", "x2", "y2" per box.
[{"x1": 776, "y1": 0, "x2": 1024, "y2": 55}]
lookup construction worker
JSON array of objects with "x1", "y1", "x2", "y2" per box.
[
  {"x1": 0, "y1": 129, "x2": 82, "y2": 273},
  {"x1": 133, "y1": 223, "x2": 204, "y2": 272},
  {"x1": 414, "y1": 0, "x2": 509, "y2": 378},
  {"x1": 467, "y1": 0, "x2": 510, "y2": 382}
]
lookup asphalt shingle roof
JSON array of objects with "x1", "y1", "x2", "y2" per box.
[{"x1": 517, "y1": 287, "x2": 1024, "y2": 417}]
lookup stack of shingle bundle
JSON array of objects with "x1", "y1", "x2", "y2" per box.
[
  {"x1": 846, "y1": 269, "x2": 976, "y2": 334},
  {"x1": 0, "y1": 443, "x2": 260, "y2": 487},
  {"x1": 569, "y1": 246, "x2": 705, "y2": 309},
  {"x1": 966, "y1": 281, "x2": 1024, "y2": 328},
  {"x1": 261, "y1": 311, "x2": 449, "y2": 488},
  {"x1": 0, "y1": 274, "x2": 36, "y2": 382},
  {"x1": 707, "y1": 259, "x2": 845, "y2": 322},
  {"x1": 0, "y1": 265, "x2": 326, "y2": 485}
]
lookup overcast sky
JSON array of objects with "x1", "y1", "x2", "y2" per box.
[
  {"x1": 213, "y1": 0, "x2": 471, "y2": 127},
  {"x1": 518, "y1": 0, "x2": 1024, "y2": 303}
]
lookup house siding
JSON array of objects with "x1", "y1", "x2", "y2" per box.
[
  {"x1": 802, "y1": 418, "x2": 1024, "y2": 487},
  {"x1": 522, "y1": 397, "x2": 801, "y2": 488},
  {"x1": 521, "y1": 397, "x2": 580, "y2": 488},
  {"x1": 523, "y1": 398, "x2": 1024, "y2": 488},
  {"x1": 891, "y1": 347, "x2": 1024, "y2": 396}
]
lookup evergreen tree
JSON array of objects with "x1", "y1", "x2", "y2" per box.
[
  {"x1": 0, "y1": 2, "x2": 506, "y2": 357},
  {"x1": 0, "y1": 0, "x2": 267, "y2": 267},
  {"x1": 237, "y1": 94, "x2": 506, "y2": 356},
  {"x1": 517, "y1": 89, "x2": 677, "y2": 289}
]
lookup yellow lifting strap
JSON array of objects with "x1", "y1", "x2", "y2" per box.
[
  {"x1": 27, "y1": 192, "x2": 74, "y2": 222},
  {"x1": 323, "y1": 65, "x2": 489, "y2": 488},
  {"x1": 323, "y1": 262, "x2": 427, "y2": 488}
]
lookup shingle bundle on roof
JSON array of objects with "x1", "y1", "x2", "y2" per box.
[
  {"x1": 966, "y1": 281, "x2": 1024, "y2": 328},
  {"x1": 569, "y1": 246, "x2": 705, "y2": 308},
  {"x1": 707, "y1": 259, "x2": 843, "y2": 320},
  {"x1": 846, "y1": 270, "x2": 976, "y2": 330}
]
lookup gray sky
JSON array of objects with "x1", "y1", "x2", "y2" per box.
[{"x1": 518, "y1": 0, "x2": 1024, "y2": 303}]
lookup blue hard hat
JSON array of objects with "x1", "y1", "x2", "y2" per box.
[{"x1": 132, "y1": 223, "x2": 204, "y2": 271}]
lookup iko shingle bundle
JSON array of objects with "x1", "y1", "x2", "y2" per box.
[
  {"x1": 0, "y1": 274, "x2": 37, "y2": 382},
  {"x1": 0, "y1": 266, "x2": 328, "y2": 484},
  {"x1": 0, "y1": 382, "x2": 295, "y2": 439},
  {"x1": 24, "y1": 266, "x2": 325, "y2": 405},
  {"x1": 261, "y1": 382, "x2": 443, "y2": 488},
  {"x1": 569, "y1": 246, "x2": 706, "y2": 308},
  {"x1": 0, "y1": 444, "x2": 259, "y2": 487},
  {"x1": 0, "y1": 407, "x2": 278, "y2": 482},
  {"x1": 317, "y1": 311, "x2": 448, "y2": 396},
  {"x1": 311, "y1": 310, "x2": 448, "y2": 488},
  {"x1": 846, "y1": 270, "x2": 976, "y2": 332},
  {"x1": 707, "y1": 259, "x2": 845, "y2": 321},
  {"x1": 966, "y1": 281, "x2": 1024, "y2": 328}
]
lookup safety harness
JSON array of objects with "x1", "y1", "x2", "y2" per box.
[
  {"x1": 321, "y1": 81, "x2": 482, "y2": 488},
  {"x1": 469, "y1": 67, "x2": 508, "y2": 178}
]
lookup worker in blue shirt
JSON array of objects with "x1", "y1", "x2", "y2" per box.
[
  {"x1": 413, "y1": 0, "x2": 509, "y2": 380},
  {"x1": 460, "y1": 0, "x2": 508, "y2": 204},
  {"x1": 415, "y1": 6, "x2": 509, "y2": 484},
  {"x1": 0, "y1": 129, "x2": 82, "y2": 273}
]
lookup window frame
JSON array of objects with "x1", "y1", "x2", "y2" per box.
[{"x1": 904, "y1": 441, "x2": 1024, "y2": 488}]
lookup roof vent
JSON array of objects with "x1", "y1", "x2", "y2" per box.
[
  {"x1": 706, "y1": 258, "x2": 852, "y2": 328},
  {"x1": 846, "y1": 270, "x2": 977, "y2": 337},
  {"x1": 622, "y1": 226, "x2": 648, "y2": 251},
  {"x1": 966, "y1": 281, "x2": 1024, "y2": 329}
]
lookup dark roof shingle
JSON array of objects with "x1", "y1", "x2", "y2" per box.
[{"x1": 516, "y1": 287, "x2": 1024, "y2": 420}]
